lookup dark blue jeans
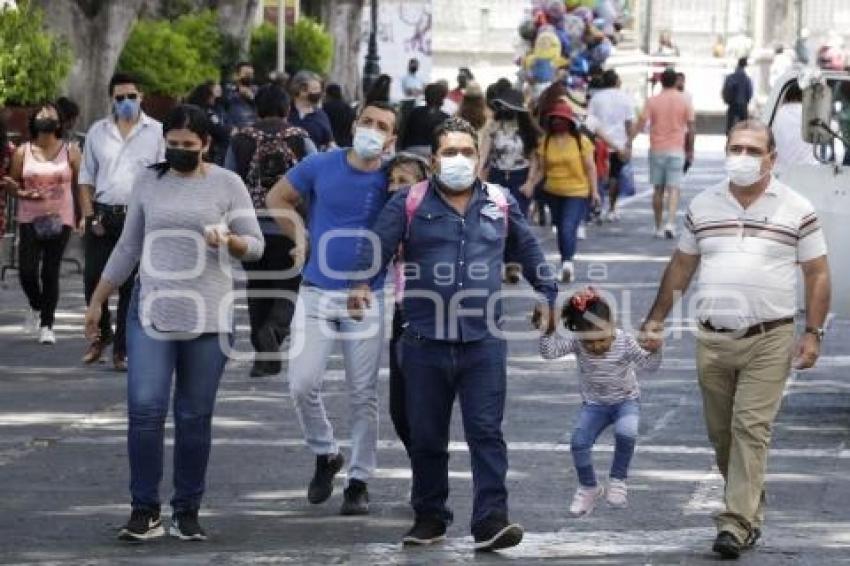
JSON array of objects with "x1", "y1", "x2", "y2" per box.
[
  {"x1": 402, "y1": 333, "x2": 508, "y2": 530},
  {"x1": 570, "y1": 399, "x2": 640, "y2": 487},
  {"x1": 547, "y1": 194, "x2": 587, "y2": 262},
  {"x1": 488, "y1": 167, "x2": 530, "y2": 218},
  {"x1": 126, "y1": 284, "x2": 230, "y2": 513}
]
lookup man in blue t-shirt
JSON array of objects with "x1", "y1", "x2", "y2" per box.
[{"x1": 266, "y1": 101, "x2": 397, "y2": 516}]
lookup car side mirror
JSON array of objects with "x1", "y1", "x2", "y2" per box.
[{"x1": 802, "y1": 83, "x2": 834, "y2": 144}]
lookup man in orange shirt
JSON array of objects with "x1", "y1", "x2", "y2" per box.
[{"x1": 631, "y1": 68, "x2": 695, "y2": 239}]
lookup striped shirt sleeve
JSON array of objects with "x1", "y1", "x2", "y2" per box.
[
  {"x1": 677, "y1": 208, "x2": 699, "y2": 255},
  {"x1": 797, "y1": 209, "x2": 827, "y2": 263},
  {"x1": 622, "y1": 332, "x2": 662, "y2": 372},
  {"x1": 540, "y1": 332, "x2": 576, "y2": 359}
]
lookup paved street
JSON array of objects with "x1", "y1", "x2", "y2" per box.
[{"x1": 1, "y1": 136, "x2": 849, "y2": 565}]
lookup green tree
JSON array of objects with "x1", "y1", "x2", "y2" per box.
[
  {"x1": 0, "y1": 0, "x2": 72, "y2": 106},
  {"x1": 118, "y1": 18, "x2": 219, "y2": 98},
  {"x1": 172, "y1": 10, "x2": 224, "y2": 69},
  {"x1": 250, "y1": 17, "x2": 333, "y2": 80}
]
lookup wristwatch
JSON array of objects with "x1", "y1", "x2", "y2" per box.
[{"x1": 805, "y1": 326, "x2": 825, "y2": 341}]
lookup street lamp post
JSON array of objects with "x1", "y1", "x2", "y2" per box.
[{"x1": 362, "y1": 0, "x2": 380, "y2": 98}]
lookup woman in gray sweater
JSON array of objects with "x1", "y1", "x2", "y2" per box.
[{"x1": 84, "y1": 105, "x2": 264, "y2": 542}]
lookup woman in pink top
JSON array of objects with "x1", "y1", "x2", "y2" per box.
[{"x1": 1, "y1": 102, "x2": 81, "y2": 344}]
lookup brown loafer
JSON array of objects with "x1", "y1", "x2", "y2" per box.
[
  {"x1": 82, "y1": 339, "x2": 109, "y2": 364},
  {"x1": 113, "y1": 352, "x2": 128, "y2": 372}
]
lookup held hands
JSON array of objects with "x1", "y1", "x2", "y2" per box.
[
  {"x1": 793, "y1": 333, "x2": 820, "y2": 370},
  {"x1": 639, "y1": 320, "x2": 664, "y2": 353},
  {"x1": 532, "y1": 303, "x2": 557, "y2": 335},
  {"x1": 347, "y1": 284, "x2": 373, "y2": 321}
]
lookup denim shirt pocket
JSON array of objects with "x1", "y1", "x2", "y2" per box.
[
  {"x1": 410, "y1": 210, "x2": 455, "y2": 243},
  {"x1": 478, "y1": 208, "x2": 505, "y2": 241}
]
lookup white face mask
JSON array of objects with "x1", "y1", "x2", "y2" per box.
[
  {"x1": 352, "y1": 127, "x2": 386, "y2": 160},
  {"x1": 437, "y1": 155, "x2": 477, "y2": 192},
  {"x1": 725, "y1": 154, "x2": 767, "y2": 187}
]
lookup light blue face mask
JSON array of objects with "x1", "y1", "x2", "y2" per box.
[
  {"x1": 114, "y1": 98, "x2": 140, "y2": 121},
  {"x1": 352, "y1": 127, "x2": 386, "y2": 160},
  {"x1": 437, "y1": 155, "x2": 477, "y2": 192}
]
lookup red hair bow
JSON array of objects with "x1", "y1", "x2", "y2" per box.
[{"x1": 570, "y1": 287, "x2": 600, "y2": 313}]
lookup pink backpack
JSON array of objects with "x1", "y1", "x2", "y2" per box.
[{"x1": 403, "y1": 180, "x2": 510, "y2": 237}]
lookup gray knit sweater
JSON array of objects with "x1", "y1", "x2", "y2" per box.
[{"x1": 102, "y1": 165, "x2": 264, "y2": 333}]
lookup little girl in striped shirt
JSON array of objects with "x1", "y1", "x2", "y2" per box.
[{"x1": 540, "y1": 287, "x2": 661, "y2": 516}]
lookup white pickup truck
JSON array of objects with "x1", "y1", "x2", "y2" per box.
[{"x1": 763, "y1": 70, "x2": 850, "y2": 317}]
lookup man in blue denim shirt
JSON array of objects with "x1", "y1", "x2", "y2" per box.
[{"x1": 350, "y1": 118, "x2": 558, "y2": 552}]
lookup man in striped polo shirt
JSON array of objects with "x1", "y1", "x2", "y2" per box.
[{"x1": 641, "y1": 120, "x2": 831, "y2": 559}]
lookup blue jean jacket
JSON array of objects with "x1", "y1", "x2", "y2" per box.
[{"x1": 357, "y1": 178, "x2": 558, "y2": 342}]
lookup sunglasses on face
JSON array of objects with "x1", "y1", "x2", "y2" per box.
[{"x1": 114, "y1": 93, "x2": 139, "y2": 103}]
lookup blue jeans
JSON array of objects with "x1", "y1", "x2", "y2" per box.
[
  {"x1": 570, "y1": 400, "x2": 640, "y2": 487},
  {"x1": 547, "y1": 194, "x2": 587, "y2": 262},
  {"x1": 488, "y1": 167, "x2": 530, "y2": 218},
  {"x1": 402, "y1": 333, "x2": 508, "y2": 530},
  {"x1": 126, "y1": 283, "x2": 231, "y2": 513}
]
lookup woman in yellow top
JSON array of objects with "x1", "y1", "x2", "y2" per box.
[{"x1": 522, "y1": 102, "x2": 599, "y2": 282}]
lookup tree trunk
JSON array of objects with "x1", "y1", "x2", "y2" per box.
[
  {"x1": 326, "y1": 0, "x2": 363, "y2": 101},
  {"x1": 215, "y1": 0, "x2": 261, "y2": 57},
  {"x1": 34, "y1": 0, "x2": 148, "y2": 129}
]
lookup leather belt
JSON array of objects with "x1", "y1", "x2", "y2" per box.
[
  {"x1": 699, "y1": 317, "x2": 794, "y2": 339},
  {"x1": 94, "y1": 202, "x2": 128, "y2": 215}
]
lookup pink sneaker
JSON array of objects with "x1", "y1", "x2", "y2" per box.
[
  {"x1": 606, "y1": 479, "x2": 628, "y2": 508},
  {"x1": 569, "y1": 485, "x2": 604, "y2": 516}
]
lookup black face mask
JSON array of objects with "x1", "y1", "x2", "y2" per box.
[
  {"x1": 494, "y1": 109, "x2": 516, "y2": 121},
  {"x1": 409, "y1": 65, "x2": 419, "y2": 74},
  {"x1": 33, "y1": 118, "x2": 59, "y2": 135},
  {"x1": 307, "y1": 93, "x2": 322, "y2": 105},
  {"x1": 165, "y1": 147, "x2": 201, "y2": 173},
  {"x1": 239, "y1": 77, "x2": 254, "y2": 87}
]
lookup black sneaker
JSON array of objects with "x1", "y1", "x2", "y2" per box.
[
  {"x1": 340, "y1": 479, "x2": 369, "y2": 515},
  {"x1": 249, "y1": 359, "x2": 281, "y2": 377},
  {"x1": 307, "y1": 453, "x2": 345, "y2": 504},
  {"x1": 712, "y1": 531, "x2": 742, "y2": 559},
  {"x1": 473, "y1": 515, "x2": 523, "y2": 552},
  {"x1": 118, "y1": 508, "x2": 165, "y2": 542},
  {"x1": 402, "y1": 515, "x2": 447, "y2": 546},
  {"x1": 170, "y1": 510, "x2": 207, "y2": 541}
]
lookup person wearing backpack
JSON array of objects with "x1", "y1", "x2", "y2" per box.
[
  {"x1": 225, "y1": 85, "x2": 315, "y2": 377},
  {"x1": 348, "y1": 117, "x2": 558, "y2": 552}
]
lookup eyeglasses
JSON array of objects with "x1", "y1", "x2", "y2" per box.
[{"x1": 114, "y1": 93, "x2": 139, "y2": 103}]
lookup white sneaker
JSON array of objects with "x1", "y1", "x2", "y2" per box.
[
  {"x1": 664, "y1": 223, "x2": 676, "y2": 239},
  {"x1": 569, "y1": 485, "x2": 604, "y2": 516},
  {"x1": 605, "y1": 210, "x2": 620, "y2": 222},
  {"x1": 577, "y1": 224, "x2": 587, "y2": 240},
  {"x1": 561, "y1": 261, "x2": 575, "y2": 284},
  {"x1": 39, "y1": 327, "x2": 56, "y2": 345},
  {"x1": 25, "y1": 309, "x2": 40, "y2": 334},
  {"x1": 606, "y1": 479, "x2": 628, "y2": 508},
  {"x1": 654, "y1": 228, "x2": 665, "y2": 239}
]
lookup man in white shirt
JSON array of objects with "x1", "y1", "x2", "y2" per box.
[
  {"x1": 401, "y1": 58, "x2": 424, "y2": 100},
  {"x1": 588, "y1": 69, "x2": 635, "y2": 221},
  {"x1": 771, "y1": 83, "x2": 818, "y2": 174},
  {"x1": 641, "y1": 120, "x2": 830, "y2": 559},
  {"x1": 78, "y1": 72, "x2": 165, "y2": 370}
]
